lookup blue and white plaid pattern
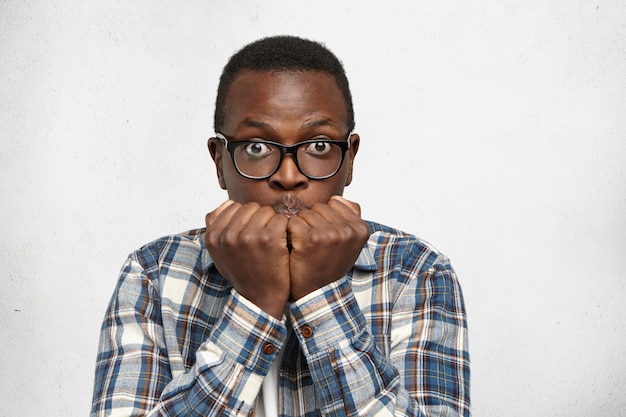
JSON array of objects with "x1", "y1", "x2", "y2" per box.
[{"x1": 91, "y1": 221, "x2": 470, "y2": 416}]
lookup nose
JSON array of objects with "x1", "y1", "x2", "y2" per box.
[{"x1": 269, "y1": 154, "x2": 308, "y2": 190}]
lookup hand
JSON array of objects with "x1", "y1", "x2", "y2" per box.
[
  {"x1": 205, "y1": 200, "x2": 291, "y2": 319},
  {"x1": 287, "y1": 196, "x2": 370, "y2": 300}
]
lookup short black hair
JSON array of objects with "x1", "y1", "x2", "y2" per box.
[{"x1": 214, "y1": 35, "x2": 354, "y2": 132}]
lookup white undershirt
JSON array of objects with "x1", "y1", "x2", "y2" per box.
[{"x1": 255, "y1": 342, "x2": 284, "y2": 417}]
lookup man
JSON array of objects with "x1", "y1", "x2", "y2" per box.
[{"x1": 91, "y1": 35, "x2": 470, "y2": 416}]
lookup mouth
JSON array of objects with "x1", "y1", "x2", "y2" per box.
[
  {"x1": 274, "y1": 207, "x2": 300, "y2": 218},
  {"x1": 273, "y1": 194, "x2": 306, "y2": 218}
]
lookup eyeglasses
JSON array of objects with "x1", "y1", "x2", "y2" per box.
[{"x1": 215, "y1": 132, "x2": 351, "y2": 180}]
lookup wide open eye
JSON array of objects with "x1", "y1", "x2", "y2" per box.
[
  {"x1": 302, "y1": 141, "x2": 333, "y2": 156},
  {"x1": 242, "y1": 142, "x2": 273, "y2": 159}
]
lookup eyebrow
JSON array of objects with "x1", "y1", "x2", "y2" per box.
[
  {"x1": 302, "y1": 118, "x2": 335, "y2": 129},
  {"x1": 237, "y1": 117, "x2": 338, "y2": 132},
  {"x1": 239, "y1": 119, "x2": 270, "y2": 129}
]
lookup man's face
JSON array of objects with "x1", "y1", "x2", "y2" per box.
[{"x1": 209, "y1": 70, "x2": 359, "y2": 215}]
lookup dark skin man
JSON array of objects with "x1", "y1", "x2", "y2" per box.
[
  {"x1": 91, "y1": 36, "x2": 470, "y2": 417},
  {"x1": 205, "y1": 69, "x2": 370, "y2": 319}
]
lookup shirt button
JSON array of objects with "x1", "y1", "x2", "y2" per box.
[
  {"x1": 301, "y1": 325, "x2": 313, "y2": 338},
  {"x1": 263, "y1": 343, "x2": 275, "y2": 355}
]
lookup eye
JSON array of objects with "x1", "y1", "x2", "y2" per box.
[
  {"x1": 303, "y1": 141, "x2": 332, "y2": 155},
  {"x1": 242, "y1": 142, "x2": 273, "y2": 158}
]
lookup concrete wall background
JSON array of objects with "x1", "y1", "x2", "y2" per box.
[{"x1": 1, "y1": 1, "x2": 625, "y2": 415}]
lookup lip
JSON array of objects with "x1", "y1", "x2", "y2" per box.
[
  {"x1": 273, "y1": 194, "x2": 306, "y2": 217},
  {"x1": 274, "y1": 207, "x2": 299, "y2": 218}
]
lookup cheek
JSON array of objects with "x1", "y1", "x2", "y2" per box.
[
  {"x1": 220, "y1": 154, "x2": 245, "y2": 189},
  {"x1": 222, "y1": 170, "x2": 267, "y2": 203},
  {"x1": 315, "y1": 174, "x2": 349, "y2": 199},
  {"x1": 335, "y1": 162, "x2": 353, "y2": 187}
]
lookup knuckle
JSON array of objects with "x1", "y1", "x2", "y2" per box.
[
  {"x1": 357, "y1": 221, "x2": 370, "y2": 237},
  {"x1": 204, "y1": 235, "x2": 218, "y2": 250},
  {"x1": 256, "y1": 231, "x2": 274, "y2": 247},
  {"x1": 238, "y1": 229, "x2": 258, "y2": 247},
  {"x1": 310, "y1": 225, "x2": 360, "y2": 246},
  {"x1": 338, "y1": 227, "x2": 354, "y2": 242},
  {"x1": 220, "y1": 228, "x2": 240, "y2": 249}
]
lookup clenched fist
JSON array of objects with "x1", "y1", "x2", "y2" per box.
[
  {"x1": 205, "y1": 196, "x2": 370, "y2": 318},
  {"x1": 205, "y1": 200, "x2": 291, "y2": 319},
  {"x1": 287, "y1": 196, "x2": 370, "y2": 300}
]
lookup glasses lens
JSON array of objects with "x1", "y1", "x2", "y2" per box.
[
  {"x1": 233, "y1": 142, "x2": 281, "y2": 178},
  {"x1": 297, "y1": 141, "x2": 343, "y2": 178},
  {"x1": 231, "y1": 140, "x2": 345, "y2": 179}
]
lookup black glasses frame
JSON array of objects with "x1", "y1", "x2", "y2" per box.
[{"x1": 215, "y1": 132, "x2": 351, "y2": 180}]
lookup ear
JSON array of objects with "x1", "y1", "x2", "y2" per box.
[
  {"x1": 344, "y1": 133, "x2": 360, "y2": 186},
  {"x1": 208, "y1": 137, "x2": 227, "y2": 190}
]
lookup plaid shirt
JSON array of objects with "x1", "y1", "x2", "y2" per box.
[{"x1": 91, "y1": 221, "x2": 470, "y2": 416}]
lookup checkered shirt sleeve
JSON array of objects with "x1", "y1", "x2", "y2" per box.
[{"x1": 287, "y1": 224, "x2": 470, "y2": 416}]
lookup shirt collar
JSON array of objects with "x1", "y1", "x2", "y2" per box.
[{"x1": 353, "y1": 237, "x2": 378, "y2": 271}]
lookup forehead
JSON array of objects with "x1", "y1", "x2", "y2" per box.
[{"x1": 222, "y1": 70, "x2": 348, "y2": 132}]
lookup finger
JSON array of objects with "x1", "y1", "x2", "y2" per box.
[
  {"x1": 207, "y1": 201, "x2": 261, "y2": 234},
  {"x1": 266, "y1": 213, "x2": 290, "y2": 249},
  {"x1": 284, "y1": 215, "x2": 309, "y2": 253},
  {"x1": 295, "y1": 198, "x2": 358, "y2": 227},
  {"x1": 219, "y1": 202, "x2": 263, "y2": 232},
  {"x1": 290, "y1": 206, "x2": 330, "y2": 228},
  {"x1": 329, "y1": 195, "x2": 362, "y2": 218},
  {"x1": 266, "y1": 211, "x2": 290, "y2": 231},
  {"x1": 219, "y1": 206, "x2": 286, "y2": 252},
  {"x1": 287, "y1": 210, "x2": 312, "y2": 229},
  {"x1": 246, "y1": 205, "x2": 286, "y2": 231},
  {"x1": 205, "y1": 200, "x2": 236, "y2": 226},
  {"x1": 300, "y1": 202, "x2": 348, "y2": 227}
]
